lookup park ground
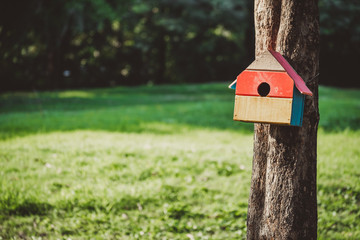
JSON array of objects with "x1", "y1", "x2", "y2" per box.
[{"x1": 0, "y1": 83, "x2": 359, "y2": 239}]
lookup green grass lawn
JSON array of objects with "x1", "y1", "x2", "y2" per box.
[{"x1": 0, "y1": 83, "x2": 359, "y2": 239}]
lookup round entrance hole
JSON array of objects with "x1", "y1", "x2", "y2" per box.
[{"x1": 257, "y1": 82, "x2": 270, "y2": 97}]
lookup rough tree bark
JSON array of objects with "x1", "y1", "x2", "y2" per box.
[{"x1": 246, "y1": 0, "x2": 319, "y2": 239}]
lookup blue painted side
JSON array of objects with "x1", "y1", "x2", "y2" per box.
[
  {"x1": 290, "y1": 86, "x2": 305, "y2": 126},
  {"x1": 229, "y1": 80, "x2": 237, "y2": 90}
]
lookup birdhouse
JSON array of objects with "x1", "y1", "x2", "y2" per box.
[{"x1": 229, "y1": 50, "x2": 312, "y2": 126}]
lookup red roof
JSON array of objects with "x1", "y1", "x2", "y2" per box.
[{"x1": 269, "y1": 50, "x2": 313, "y2": 96}]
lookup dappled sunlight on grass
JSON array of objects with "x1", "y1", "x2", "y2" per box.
[
  {"x1": 57, "y1": 91, "x2": 95, "y2": 99},
  {"x1": 0, "y1": 130, "x2": 253, "y2": 238}
]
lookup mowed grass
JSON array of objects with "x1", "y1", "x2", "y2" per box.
[{"x1": 0, "y1": 83, "x2": 359, "y2": 239}]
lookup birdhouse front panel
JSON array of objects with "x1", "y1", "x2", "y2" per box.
[
  {"x1": 235, "y1": 70, "x2": 294, "y2": 98},
  {"x1": 230, "y1": 50, "x2": 312, "y2": 126}
]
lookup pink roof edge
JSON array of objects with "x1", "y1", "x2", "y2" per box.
[{"x1": 269, "y1": 50, "x2": 313, "y2": 96}]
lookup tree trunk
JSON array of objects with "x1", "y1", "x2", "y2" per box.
[{"x1": 246, "y1": 0, "x2": 319, "y2": 239}]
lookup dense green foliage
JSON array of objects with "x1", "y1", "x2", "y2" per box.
[
  {"x1": 0, "y1": 0, "x2": 252, "y2": 91},
  {"x1": 319, "y1": 0, "x2": 360, "y2": 87},
  {"x1": 0, "y1": 83, "x2": 359, "y2": 239},
  {"x1": 1, "y1": 0, "x2": 359, "y2": 91}
]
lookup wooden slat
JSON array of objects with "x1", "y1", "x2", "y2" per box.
[
  {"x1": 235, "y1": 70, "x2": 294, "y2": 98},
  {"x1": 233, "y1": 95, "x2": 292, "y2": 124},
  {"x1": 247, "y1": 50, "x2": 285, "y2": 72}
]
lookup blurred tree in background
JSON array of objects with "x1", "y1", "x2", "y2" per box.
[
  {"x1": 320, "y1": 0, "x2": 360, "y2": 87},
  {"x1": 0, "y1": 0, "x2": 358, "y2": 91}
]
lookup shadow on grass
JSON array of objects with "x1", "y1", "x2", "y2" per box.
[
  {"x1": 0, "y1": 83, "x2": 231, "y2": 113},
  {"x1": 0, "y1": 83, "x2": 254, "y2": 139},
  {"x1": 0, "y1": 190, "x2": 53, "y2": 216},
  {"x1": 0, "y1": 83, "x2": 359, "y2": 139}
]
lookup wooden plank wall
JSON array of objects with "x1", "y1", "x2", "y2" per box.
[{"x1": 233, "y1": 95, "x2": 292, "y2": 124}]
